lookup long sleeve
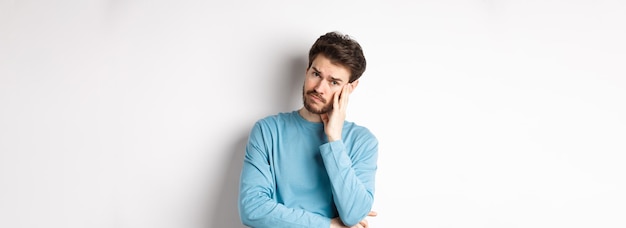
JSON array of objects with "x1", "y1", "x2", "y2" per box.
[
  {"x1": 238, "y1": 122, "x2": 331, "y2": 228},
  {"x1": 319, "y1": 135, "x2": 378, "y2": 226}
]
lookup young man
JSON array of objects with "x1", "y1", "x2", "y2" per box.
[{"x1": 238, "y1": 31, "x2": 378, "y2": 228}]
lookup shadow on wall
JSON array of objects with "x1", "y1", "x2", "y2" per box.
[
  {"x1": 208, "y1": 134, "x2": 247, "y2": 228},
  {"x1": 284, "y1": 55, "x2": 307, "y2": 112},
  {"x1": 208, "y1": 55, "x2": 305, "y2": 228}
]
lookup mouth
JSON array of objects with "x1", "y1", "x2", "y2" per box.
[{"x1": 309, "y1": 94, "x2": 324, "y2": 103}]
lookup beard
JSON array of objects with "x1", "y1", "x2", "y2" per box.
[{"x1": 302, "y1": 87, "x2": 333, "y2": 114}]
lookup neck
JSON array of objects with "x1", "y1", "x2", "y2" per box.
[{"x1": 298, "y1": 107, "x2": 322, "y2": 123}]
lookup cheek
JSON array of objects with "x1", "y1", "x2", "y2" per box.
[
  {"x1": 303, "y1": 80, "x2": 313, "y2": 90},
  {"x1": 304, "y1": 77, "x2": 317, "y2": 87},
  {"x1": 326, "y1": 89, "x2": 340, "y2": 99}
]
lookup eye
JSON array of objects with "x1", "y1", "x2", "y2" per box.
[
  {"x1": 331, "y1": 80, "x2": 340, "y2": 86},
  {"x1": 313, "y1": 71, "x2": 321, "y2": 77}
]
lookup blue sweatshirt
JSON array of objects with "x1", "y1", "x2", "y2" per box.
[{"x1": 238, "y1": 110, "x2": 378, "y2": 227}]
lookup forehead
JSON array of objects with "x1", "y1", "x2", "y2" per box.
[{"x1": 311, "y1": 55, "x2": 351, "y2": 81}]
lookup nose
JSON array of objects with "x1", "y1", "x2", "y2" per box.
[{"x1": 313, "y1": 79, "x2": 327, "y2": 94}]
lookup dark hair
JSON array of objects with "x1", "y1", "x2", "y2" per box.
[{"x1": 308, "y1": 31, "x2": 366, "y2": 83}]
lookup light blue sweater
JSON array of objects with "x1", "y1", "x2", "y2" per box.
[{"x1": 238, "y1": 110, "x2": 378, "y2": 228}]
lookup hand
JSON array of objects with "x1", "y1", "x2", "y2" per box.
[
  {"x1": 329, "y1": 211, "x2": 378, "y2": 228},
  {"x1": 321, "y1": 83, "x2": 355, "y2": 142}
]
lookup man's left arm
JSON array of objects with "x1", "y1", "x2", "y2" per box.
[
  {"x1": 319, "y1": 83, "x2": 378, "y2": 227},
  {"x1": 319, "y1": 135, "x2": 378, "y2": 227}
]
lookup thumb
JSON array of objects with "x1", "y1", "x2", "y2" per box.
[{"x1": 320, "y1": 113, "x2": 329, "y2": 124}]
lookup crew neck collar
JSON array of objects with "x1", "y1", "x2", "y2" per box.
[{"x1": 294, "y1": 110, "x2": 323, "y2": 126}]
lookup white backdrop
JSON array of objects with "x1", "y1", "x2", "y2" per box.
[{"x1": 1, "y1": 1, "x2": 625, "y2": 227}]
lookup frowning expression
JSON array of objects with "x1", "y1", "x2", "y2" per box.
[{"x1": 302, "y1": 54, "x2": 351, "y2": 114}]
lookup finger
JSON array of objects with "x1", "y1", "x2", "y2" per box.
[
  {"x1": 360, "y1": 219, "x2": 369, "y2": 227},
  {"x1": 340, "y1": 83, "x2": 351, "y2": 107},
  {"x1": 368, "y1": 211, "x2": 378, "y2": 217},
  {"x1": 320, "y1": 113, "x2": 329, "y2": 124}
]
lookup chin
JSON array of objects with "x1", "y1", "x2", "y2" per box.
[{"x1": 305, "y1": 102, "x2": 331, "y2": 114}]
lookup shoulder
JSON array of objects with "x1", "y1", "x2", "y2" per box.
[
  {"x1": 344, "y1": 120, "x2": 378, "y2": 142},
  {"x1": 251, "y1": 111, "x2": 296, "y2": 132},
  {"x1": 343, "y1": 121, "x2": 379, "y2": 157},
  {"x1": 344, "y1": 120, "x2": 375, "y2": 135},
  {"x1": 247, "y1": 112, "x2": 290, "y2": 144},
  {"x1": 255, "y1": 111, "x2": 293, "y2": 125}
]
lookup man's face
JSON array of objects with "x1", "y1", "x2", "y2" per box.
[{"x1": 302, "y1": 54, "x2": 352, "y2": 114}]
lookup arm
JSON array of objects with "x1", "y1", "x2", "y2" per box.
[
  {"x1": 320, "y1": 135, "x2": 378, "y2": 226},
  {"x1": 320, "y1": 83, "x2": 378, "y2": 226},
  {"x1": 238, "y1": 122, "x2": 331, "y2": 228}
]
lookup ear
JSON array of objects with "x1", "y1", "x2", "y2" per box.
[{"x1": 350, "y1": 80, "x2": 360, "y2": 90}]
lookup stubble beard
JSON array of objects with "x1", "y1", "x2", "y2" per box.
[{"x1": 302, "y1": 87, "x2": 332, "y2": 114}]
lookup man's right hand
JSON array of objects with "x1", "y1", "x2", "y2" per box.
[{"x1": 330, "y1": 211, "x2": 378, "y2": 228}]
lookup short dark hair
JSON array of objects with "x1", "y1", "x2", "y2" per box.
[{"x1": 308, "y1": 31, "x2": 366, "y2": 83}]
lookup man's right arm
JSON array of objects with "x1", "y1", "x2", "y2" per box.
[{"x1": 238, "y1": 121, "x2": 331, "y2": 228}]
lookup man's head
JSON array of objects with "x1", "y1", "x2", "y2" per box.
[
  {"x1": 302, "y1": 32, "x2": 366, "y2": 114},
  {"x1": 308, "y1": 32, "x2": 366, "y2": 83}
]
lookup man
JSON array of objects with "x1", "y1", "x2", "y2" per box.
[{"x1": 238, "y1": 31, "x2": 378, "y2": 228}]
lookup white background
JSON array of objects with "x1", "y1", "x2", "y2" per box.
[{"x1": 1, "y1": 0, "x2": 625, "y2": 227}]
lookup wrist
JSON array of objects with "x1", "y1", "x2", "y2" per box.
[
  {"x1": 327, "y1": 135, "x2": 340, "y2": 142},
  {"x1": 326, "y1": 130, "x2": 342, "y2": 142}
]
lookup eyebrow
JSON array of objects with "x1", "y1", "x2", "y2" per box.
[
  {"x1": 312, "y1": 67, "x2": 344, "y2": 82},
  {"x1": 330, "y1": 76, "x2": 343, "y2": 82}
]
